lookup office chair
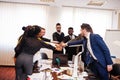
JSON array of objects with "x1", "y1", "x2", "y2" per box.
[
  {"x1": 41, "y1": 53, "x2": 48, "y2": 59},
  {"x1": 109, "y1": 63, "x2": 120, "y2": 80}
]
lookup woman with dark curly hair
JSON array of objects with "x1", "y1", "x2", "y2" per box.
[{"x1": 14, "y1": 25, "x2": 61, "y2": 80}]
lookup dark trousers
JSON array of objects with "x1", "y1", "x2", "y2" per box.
[
  {"x1": 88, "y1": 60, "x2": 109, "y2": 80},
  {"x1": 15, "y1": 53, "x2": 33, "y2": 80}
]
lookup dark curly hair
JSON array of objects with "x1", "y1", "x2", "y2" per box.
[{"x1": 22, "y1": 25, "x2": 41, "y2": 37}]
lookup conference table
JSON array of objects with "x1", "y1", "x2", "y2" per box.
[{"x1": 28, "y1": 59, "x2": 92, "y2": 80}]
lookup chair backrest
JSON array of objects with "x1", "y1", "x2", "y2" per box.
[
  {"x1": 33, "y1": 48, "x2": 53, "y2": 63},
  {"x1": 110, "y1": 63, "x2": 120, "y2": 76},
  {"x1": 33, "y1": 51, "x2": 41, "y2": 63},
  {"x1": 40, "y1": 48, "x2": 53, "y2": 59},
  {"x1": 41, "y1": 53, "x2": 48, "y2": 59}
]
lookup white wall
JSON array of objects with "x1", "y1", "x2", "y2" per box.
[
  {"x1": 105, "y1": 30, "x2": 120, "y2": 58},
  {"x1": 46, "y1": 6, "x2": 63, "y2": 39}
]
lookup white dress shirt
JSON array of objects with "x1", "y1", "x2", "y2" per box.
[
  {"x1": 69, "y1": 35, "x2": 76, "y2": 39},
  {"x1": 86, "y1": 32, "x2": 97, "y2": 60}
]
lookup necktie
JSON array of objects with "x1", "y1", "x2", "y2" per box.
[{"x1": 85, "y1": 39, "x2": 94, "y2": 65}]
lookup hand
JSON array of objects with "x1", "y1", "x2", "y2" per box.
[
  {"x1": 55, "y1": 44, "x2": 62, "y2": 51},
  {"x1": 107, "y1": 65, "x2": 112, "y2": 72},
  {"x1": 60, "y1": 42, "x2": 67, "y2": 47}
]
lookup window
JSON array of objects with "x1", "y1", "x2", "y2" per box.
[{"x1": 60, "y1": 7, "x2": 112, "y2": 38}]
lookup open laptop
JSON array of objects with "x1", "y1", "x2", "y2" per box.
[{"x1": 52, "y1": 54, "x2": 69, "y2": 67}]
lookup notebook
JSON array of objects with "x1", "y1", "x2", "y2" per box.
[{"x1": 52, "y1": 54, "x2": 68, "y2": 67}]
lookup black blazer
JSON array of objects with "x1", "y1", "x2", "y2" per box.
[
  {"x1": 41, "y1": 37, "x2": 51, "y2": 42},
  {"x1": 63, "y1": 35, "x2": 77, "y2": 60},
  {"x1": 52, "y1": 32, "x2": 64, "y2": 42}
]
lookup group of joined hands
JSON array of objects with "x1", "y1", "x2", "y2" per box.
[{"x1": 54, "y1": 42, "x2": 67, "y2": 51}]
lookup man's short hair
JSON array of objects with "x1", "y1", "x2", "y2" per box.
[
  {"x1": 81, "y1": 23, "x2": 93, "y2": 33},
  {"x1": 68, "y1": 27, "x2": 73, "y2": 30},
  {"x1": 56, "y1": 23, "x2": 61, "y2": 26}
]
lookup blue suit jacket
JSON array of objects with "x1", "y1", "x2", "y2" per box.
[{"x1": 68, "y1": 33, "x2": 113, "y2": 68}]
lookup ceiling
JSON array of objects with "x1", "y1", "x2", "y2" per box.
[{"x1": 1, "y1": 0, "x2": 120, "y2": 10}]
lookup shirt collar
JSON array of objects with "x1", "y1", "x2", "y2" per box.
[
  {"x1": 57, "y1": 32, "x2": 62, "y2": 35},
  {"x1": 86, "y1": 32, "x2": 90, "y2": 39}
]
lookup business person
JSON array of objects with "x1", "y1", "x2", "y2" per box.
[
  {"x1": 61, "y1": 23, "x2": 113, "y2": 80},
  {"x1": 52, "y1": 23, "x2": 64, "y2": 43},
  {"x1": 14, "y1": 25, "x2": 61, "y2": 80},
  {"x1": 52, "y1": 23, "x2": 64, "y2": 54},
  {"x1": 39, "y1": 27, "x2": 51, "y2": 42},
  {"x1": 62, "y1": 27, "x2": 77, "y2": 60}
]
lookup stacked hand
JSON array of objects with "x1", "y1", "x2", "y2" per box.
[
  {"x1": 55, "y1": 44, "x2": 63, "y2": 51},
  {"x1": 54, "y1": 42, "x2": 67, "y2": 51},
  {"x1": 60, "y1": 42, "x2": 67, "y2": 47}
]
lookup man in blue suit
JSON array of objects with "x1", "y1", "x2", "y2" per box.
[{"x1": 61, "y1": 23, "x2": 113, "y2": 80}]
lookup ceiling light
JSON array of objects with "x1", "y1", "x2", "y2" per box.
[
  {"x1": 40, "y1": 0, "x2": 54, "y2": 2},
  {"x1": 87, "y1": 0, "x2": 106, "y2": 6}
]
